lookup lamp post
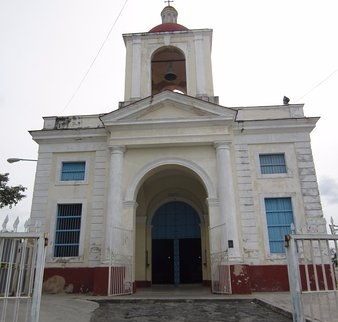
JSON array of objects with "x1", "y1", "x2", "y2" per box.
[{"x1": 7, "y1": 158, "x2": 37, "y2": 163}]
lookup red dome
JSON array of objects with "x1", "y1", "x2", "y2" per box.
[{"x1": 149, "y1": 23, "x2": 188, "y2": 33}]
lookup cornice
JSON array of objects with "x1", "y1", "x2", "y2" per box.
[
  {"x1": 234, "y1": 117, "x2": 319, "y2": 134},
  {"x1": 29, "y1": 127, "x2": 107, "y2": 144}
]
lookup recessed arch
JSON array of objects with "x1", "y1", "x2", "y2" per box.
[
  {"x1": 125, "y1": 157, "x2": 216, "y2": 202},
  {"x1": 147, "y1": 196, "x2": 205, "y2": 226},
  {"x1": 152, "y1": 201, "x2": 201, "y2": 239}
]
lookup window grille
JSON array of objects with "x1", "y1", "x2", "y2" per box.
[
  {"x1": 61, "y1": 161, "x2": 85, "y2": 181},
  {"x1": 265, "y1": 197, "x2": 293, "y2": 253},
  {"x1": 54, "y1": 204, "x2": 82, "y2": 257},
  {"x1": 259, "y1": 153, "x2": 286, "y2": 174}
]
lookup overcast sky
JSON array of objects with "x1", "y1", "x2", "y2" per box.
[{"x1": 1, "y1": 0, "x2": 338, "y2": 232}]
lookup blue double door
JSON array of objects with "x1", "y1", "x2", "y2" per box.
[{"x1": 151, "y1": 202, "x2": 202, "y2": 285}]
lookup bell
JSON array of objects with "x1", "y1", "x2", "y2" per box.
[{"x1": 164, "y1": 63, "x2": 177, "y2": 81}]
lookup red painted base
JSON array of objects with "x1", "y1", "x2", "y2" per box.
[
  {"x1": 43, "y1": 267, "x2": 108, "y2": 295},
  {"x1": 43, "y1": 264, "x2": 292, "y2": 295},
  {"x1": 248, "y1": 265, "x2": 290, "y2": 292}
]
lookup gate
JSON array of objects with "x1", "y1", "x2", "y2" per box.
[
  {"x1": 108, "y1": 227, "x2": 133, "y2": 296},
  {"x1": 210, "y1": 250, "x2": 231, "y2": 294},
  {"x1": 210, "y1": 251, "x2": 231, "y2": 294},
  {"x1": 285, "y1": 233, "x2": 338, "y2": 322},
  {"x1": 0, "y1": 232, "x2": 46, "y2": 322},
  {"x1": 209, "y1": 223, "x2": 231, "y2": 294}
]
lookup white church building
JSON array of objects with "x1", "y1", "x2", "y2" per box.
[{"x1": 29, "y1": 5, "x2": 326, "y2": 295}]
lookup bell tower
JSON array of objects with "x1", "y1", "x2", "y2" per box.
[{"x1": 122, "y1": 4, "x2": 218, "y2": 105}]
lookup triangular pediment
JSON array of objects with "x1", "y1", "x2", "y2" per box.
[{"x1": 101, "y1": 91, "x2": 236, "y2": 125}]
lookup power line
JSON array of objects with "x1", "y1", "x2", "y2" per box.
[
  {"x1": 61, "y1": 0, "x2": 129, "y2": 113},
  {"x1": 295, "y1": 69, "x2": 338, "y2": 103}
]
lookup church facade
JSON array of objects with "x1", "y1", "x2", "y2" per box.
[{"x1": 29, "y1": 5, "x2": 326, "y2": 295}]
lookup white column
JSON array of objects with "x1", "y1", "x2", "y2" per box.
[
  {"x1": 106, "y1": 146, "x2": 125, "y2": 258},
  {"x1": 215, "y1": 142, "x2": 240, "y2": 259}
]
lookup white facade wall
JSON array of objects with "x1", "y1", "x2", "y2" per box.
[{"x1": 29, "y1": 98, "x2": 326, "y2": 271}]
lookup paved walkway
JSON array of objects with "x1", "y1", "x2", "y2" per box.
[
  {"x1": 37, "y1": 286, "x2": 294, "y2": 322},
  {"x1": 39, "y1": 295, "x2": 99, "y2": 322},
  {"x1": 31, "y1": 285, "x2": 338, "y2": 321}
]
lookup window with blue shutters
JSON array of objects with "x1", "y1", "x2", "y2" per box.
[
  {"x1": 265, "y1": 197, "x2": 293, "y2": 253},
  {"x1": 259, "y1": 153, "x2": 286, "y2": 174},
  {"x1": 61, "y1": 161, "x2": 85, "y2": 181},
  {"x1": 54, "y1": 204, "x2": 82, "y2": 257}
]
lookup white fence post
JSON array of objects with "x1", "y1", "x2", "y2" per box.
[
  {"x1": 285, "y1": 234, "x2": 305, "y2": 322},
  {"x1": 30, "y1": 234, "x2": 46, "y2": 322}
]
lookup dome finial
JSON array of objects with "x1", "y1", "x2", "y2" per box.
[
  {"x1": 161, "y1": 2, "x2": 178, "y2": 24},
  {"x1": 149, "y1": 0, "x2": 188, "y2": 32},
  {"x1": 164, "y1": 0, "x2": 174, "y2": 6}
]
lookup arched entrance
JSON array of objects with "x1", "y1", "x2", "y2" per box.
[
  {"x1": 132, "y1": 161, "x2": 213, "y2": 288},
  {"x1": 151, "y1": 201, "x2": 202, "y2": 285}
]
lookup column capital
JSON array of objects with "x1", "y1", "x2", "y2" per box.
[
  {"x1": 214, "y1": 141, "x2": 231, "y2": 150},
  {"x1": 108, "y1": 145, "x2": 126, "y2": 154}
]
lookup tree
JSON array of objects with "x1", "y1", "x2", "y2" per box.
[{"x1": 0, "y1": 173, "x2": 27, "y2": 209}]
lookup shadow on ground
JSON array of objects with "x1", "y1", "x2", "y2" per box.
[{"x1": 90, "y1": 299, "x2": 292, "y2": 322}]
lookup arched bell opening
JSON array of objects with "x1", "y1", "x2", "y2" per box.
[{"x1": 151, "y1": 46, "x2": 187, "y2": 95}]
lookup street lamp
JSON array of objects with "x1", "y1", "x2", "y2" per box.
[{"x1": 7, "y1": 158, "x2": 37, "y2": 163}]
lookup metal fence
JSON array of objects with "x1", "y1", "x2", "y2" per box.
[
  {"x1": 108, "y1": 226, "x2": 133, "y2": 296},
  {"x1": 108, "y1": 253, "x2": 133, "y2": 296},
  {"x1": 0, "y1": 232, "x2": 46, "y2": 322},
  {"x1": 285, "y1": 233, "x2": 338, "y2": 322},
  {"x1": 210, "y1": 250, "x2": 231, "y2": 294},
  {"x1": 209, "y1": 223, "x2": 231, "y2": 294}
]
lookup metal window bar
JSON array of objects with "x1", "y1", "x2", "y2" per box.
[
  {"x1": 0, "y1": 232, "x2": 46, "y2": 322},
  {"x1": 285, "y1": 234, "x2": 338, "y2": 322},
  {"x1": 265, "y1": 198, "x2": 293, "y2": 253},
  {"x1": 54, "y1": 204, "x2": 81, "y2": 257},
  {"x1": 61, "y1": 162, "x2": 85, "y2": 181},
  {"x1": 259, "y1": 153, "x2": 287, "y2": 174}
]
